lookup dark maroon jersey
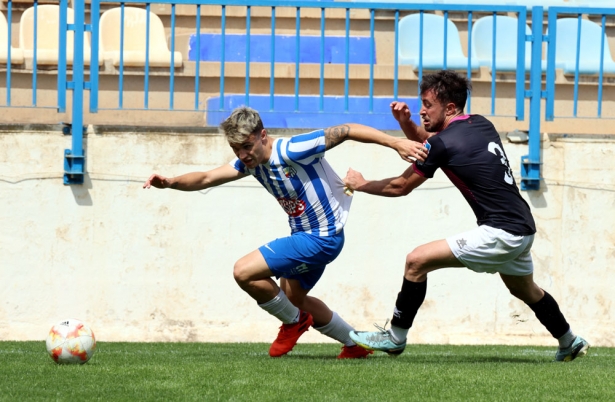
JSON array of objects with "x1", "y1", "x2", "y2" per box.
[{"x1": 413, "y1": 114, "x2": 536, "y2": 236}]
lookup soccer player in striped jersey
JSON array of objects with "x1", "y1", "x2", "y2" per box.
[
  {"x1": 345, "y1": 70, "x2": 588, "y2": 362},
  {"x1": 144, "y1": 106, "x2": 428, "y2": 358}
]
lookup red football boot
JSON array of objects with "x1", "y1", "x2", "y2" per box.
[
  {"x1": 337, "y1": 344, "x2": 374, "y2": 359},
  {"x1": 269, "y1": 310, "x2": 313, "y2": 357}
]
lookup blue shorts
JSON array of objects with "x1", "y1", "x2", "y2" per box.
[{"x1": 259, "y1": 231, "x2": 345, "y2": 290}]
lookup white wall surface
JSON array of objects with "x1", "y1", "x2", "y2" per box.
[{"x1": 1, "y1": 126, "x2": 614, "y2": 347}]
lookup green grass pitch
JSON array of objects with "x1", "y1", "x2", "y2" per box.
[{"x1": 1, "y1": 342, "x2": 613, "y2": 401}]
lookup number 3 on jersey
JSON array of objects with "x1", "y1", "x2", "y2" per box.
[{"x1": 488, "y1": 142, "x2": 514, "y2": 185}]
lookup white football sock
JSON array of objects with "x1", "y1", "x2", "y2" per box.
[
  {"x1": 313, "y1": 311, "x2": 356, "y2": 346},
  {"x1": 558, "y1": 329, "x2": 576, "y2": 348},
  {"x1": 258, "y1": 289, "x2": 300, "y2": 324},
  {"x1": 389, "y1": 325, "x2": 409, "y2": 344}
]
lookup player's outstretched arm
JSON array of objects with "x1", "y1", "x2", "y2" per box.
[
  {"x1": 390, "y1": 101, "x2": 431, "y2": 143},
  {"x1": 323, "y1": 123, "x2": 428, "y2": 163},
  {"x1": 343, "y1": 166, "x2": 427, "y2": 197},
  {"x1": 143, "y1": 164, "x2": 245, "y2": 191}
]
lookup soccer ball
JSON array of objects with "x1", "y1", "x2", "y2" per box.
[{"x1": 46, "y1": 319, "x2": 97, "y2": 364}]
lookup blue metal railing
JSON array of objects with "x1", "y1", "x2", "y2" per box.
[
  {"x1": 81, "y1": 0, "x2": 529, "y2": 119},
  {"x1": 1, "y1": 1, "x2": 614, "y2": 189}
]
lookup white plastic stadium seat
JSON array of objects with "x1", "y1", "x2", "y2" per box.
[
  {"x1": 398, "y1": 13, "x2": 479, "y2": 71},
  {"x1": 99, "y1": 7, "x2": 183, "y2": 68},
  {"x1": 548, "y1": 18, "x2": 615, "y2": 75},
  {"x1": 471, "y1": 15, "x2": 533, "y2": 72},
  {"x1": 0, "y1": 11, "x2": 24, "y2": 64},
  {"x1": 19, "y1": 5, "x2": 97, "y2": 67}
]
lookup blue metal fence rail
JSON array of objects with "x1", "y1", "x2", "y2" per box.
[
  {"x1": 1, "y1": 1, "x2": 613, "y2": 188},
  {"x1": 84, "y1": 0, "x2": 527, "y2": 117}
]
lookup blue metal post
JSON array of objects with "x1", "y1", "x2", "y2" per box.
[
  {"x1": 194, "y1": 4, "x2": 201, "y2": 110},
  {"x1": 344, "y1": 8, "x2": 349, "y2": 112},
  {"x1": 6, "y1": 1, "x2": 12, "y2": 105},
  {"x1": 117, "y1": 4, "x2": 125, "y2": 108},
  {"x1": 418, "y1": 11, "x2": 424, "y2": 96},
  {"x1": 64, "y1": 0, "x2": 85, "y2": 185},
  {"x1": 32, "y1": 3, "x2": 38, "y2": 106},
  {"x1": 219, "y1": 6, "x2": 226, "y2": 110},
  {"x1": 319, "y1": 7, "x2": 325, "y2": 112},
  {"x1": 144, "y1": 4, "x2": 151, "y2": 109},
  {"x1": 245, "y1": 6, "x2": 251, "y2": 107},
  {"x1": 466, "y1": 11, "x2": 472, "y2": 113},
  {"x1": 515, "y1": 9, "x2": 527, "y2": 120},
  {"x1": 520, "y1": 6, "x2": 543, "y2": 191},
  {"x1": 597, "y1": 14, "x2": 606, "y2": 117},
  {"x1": 270, "y1": 6, "x2": 276, "y2": 110},
  {"x1": 57, "y1": 0, "x2": 67, "y2": 112},
  {"x1": 393, "y1": 10, "x2": 399, "y2": 100},
  {"x1": 545, "y1": 10, "x2": 557, "y2": 121},
  {"x1": 490, "y1": 12, "x2": 496, "y2": 115},
  {"x1": 89, "y1": 0, "x2": 100, "y2": 113},
  {"x1": 294, "y1": 7, "x2": 300, "y2": 111},
  {"x1": 169, "y1": 4, "x2": 176, "y2": 109},
  {"x1": 368, "y1": 9, "x2": 374, "y2": 113}
]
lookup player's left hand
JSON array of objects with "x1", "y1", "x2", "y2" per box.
[
  {"x1": 143, "y1": 173, "x2": 169, "y2": 189},
  {"x1": 394, "y1": 139, "x2": 429, "y2": 163},
  {"x1": 390, "y1": 101, "x2": 411, "y2": 123}
]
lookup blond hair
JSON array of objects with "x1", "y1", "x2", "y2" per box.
[{"x1": 219, "y1": 106, "x2": 264, "y2": 145}]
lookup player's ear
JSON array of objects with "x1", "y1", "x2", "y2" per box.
[
  {"x1": 260, "y1": 129, "x2": 267, "y2": 141},
  {"x1": 445, "y1": 102, "x2": 457, "y2": 116}
]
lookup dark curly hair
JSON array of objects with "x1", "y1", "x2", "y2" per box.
[{"x1": 419, "y1": 70, "x2": 472, "y2": 111}]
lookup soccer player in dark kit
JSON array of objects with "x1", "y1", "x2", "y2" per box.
[{"x1": 344, "y1": 70, "x2": 589, "y2": 362}]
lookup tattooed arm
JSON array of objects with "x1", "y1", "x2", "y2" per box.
[
  {"x1": 324, "y1": 124, "x2": 351, "y2": 151},
  {"x1": 324, "y1": 123, "x2": 429, "y2": 163}
]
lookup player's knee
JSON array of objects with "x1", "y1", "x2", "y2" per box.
[
  {"x1": 506, "y1": 286, "x2": 522, "y2": 299},
  {"x1": 405, "y1": 250, "x2": 426, "y2": 277},
  {"x1": 505, "y1": 284, "x2": 533, "y2": 303},
  {"x1": 232, "y1": 260, "x2": 250, "y2": 287},
  {"x1": 513, "y1": 286, "x2": 543, "y2": 304}
]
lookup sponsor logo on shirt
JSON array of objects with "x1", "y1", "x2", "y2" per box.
[
  {"x1": 283, "y1": 166, "x2": 297, "y2": 178},
  {"x1": 277, "y1": 197, "x2": 306, "y2": 217}
]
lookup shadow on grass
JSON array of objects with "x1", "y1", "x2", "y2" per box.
[{"x1": 273, "y1": 352, "x2": 545, "y2": 364}]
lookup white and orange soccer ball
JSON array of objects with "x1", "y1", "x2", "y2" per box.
[{"x1": 46, "y1": 319, "x2": 97, "y2": 364}]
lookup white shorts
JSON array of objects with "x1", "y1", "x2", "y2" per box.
[{"x1": 446, "y1": 225, "x2": 534, "y2": 276}]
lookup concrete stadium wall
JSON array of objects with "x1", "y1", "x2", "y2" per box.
[{"x1": 1, "y1": 125, "x2": 614, "y2": 347}]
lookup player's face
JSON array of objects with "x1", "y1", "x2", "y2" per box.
[
  {"x1": 420, "y1": 89, "x2": 447, "y2": 133},
  {"x1": 230, "y1": 130, "x2": 267, "y2": 168}
]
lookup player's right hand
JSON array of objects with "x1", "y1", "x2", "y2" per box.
[
  {"x1": 143, "y1": 174, "x2": 168, "y2": 189},
  {"x1": 344, "y1": 168, "x2": 367, "y2": 192},
  {"x1": 390, "y1": 101, "x2": 411, "y2": 123}
]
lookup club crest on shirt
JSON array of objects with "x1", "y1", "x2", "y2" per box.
[
  {"x1": 416, "y1": 140, "x2": 431, "y2": 167},
  {"x1": 282, "y1": 166, "x2": 297, "y2": 178},
  {"x1": 277, "y1": 197, "x2": 306, "y2": 217}
]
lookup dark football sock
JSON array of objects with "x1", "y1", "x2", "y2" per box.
[
  {"x1": 527, "y1": 291, "x2": 571, "y2": 339},
  {"x1": 390, "y1": 277, "x2": 427, "y2": 329}
]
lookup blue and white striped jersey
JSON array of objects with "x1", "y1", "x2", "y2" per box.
[{"x1": 230, "y1": 129, "x2": 351, "y2": 236}]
